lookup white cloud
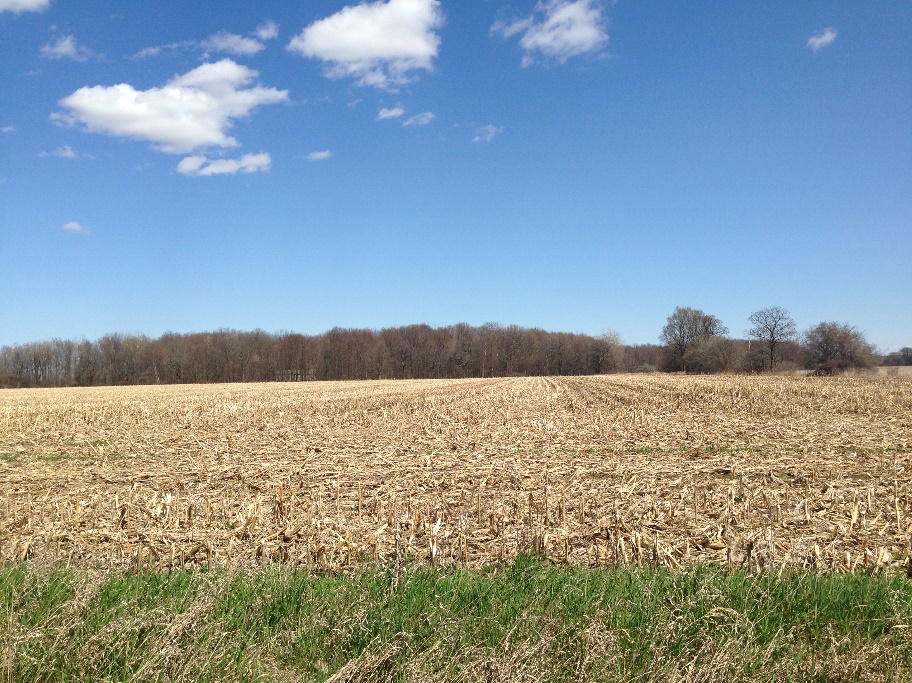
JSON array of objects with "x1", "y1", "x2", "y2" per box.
[
  {"x1": 132, "y1": 41, "x2": 194, "y2": 59},
  {"x1": 134, "y1": 46, "x2": 163, "y2": 59},
  {"x1": 136, "y1": 24, "x2": 277, "y2": 60},
  {"x1": 0, "y1": 0, "x2": 49, "y2": 13},
  {"x1": 378, "y1": 105, "x2": 405, "y2": 120},
  {"x1": 255, "y1": 20, "x2": 279, "y2": 41},
  {"x1": 493, "y1": 0, "x2": 608, "y2": 67},
  {"x1": 473, "y1": 124, "x2": 503, "y2": 143},
  {"x1": 1, "y1": 125, "x2": 13, "y2": 134},
  {"x1": 57, "y1": 60, "x2": 288, "y2": 154},
  {"x1": 177, "y1": 152, "x2": 271, "y2": 176},
  {"x1": 202, "y1": 31, "x2": 265, "y2": 56},
  {"x1": 403, "y1": 111, "x2": 434, "y2": 126},
  {"x1": 288, "y1": 0, "x2": 444, "y2": 89},
  {"x1": 807, "y1": 27, "x2": 837, "y2": 52},
  {"x1": 41, "y1": 35, "x2": 95, "y2": 62},
  {"x1": 40, "y1": 145, "x2": 78, "y2": 159},
  {"x1": 62, "y1": 221, "x2": 87, "y2": 233},
  {"x1": 306, "y1": 150, "x2": 332, "y2": 161}
]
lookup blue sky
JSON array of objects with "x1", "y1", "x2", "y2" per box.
[{"x1": 1, "y1": 1, "x2": 910, "y2": 351}]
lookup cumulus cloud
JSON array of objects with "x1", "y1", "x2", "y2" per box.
[
  {"x1": 306, "y1": 150, "x2": 332, "y2": 161},
  {"x1": 473, "y1": 124, "x2": 503, "y2": 143},
  {"x1": 0, "y1": 0, "x2": 49, "y2": 13},
  {"x1": 807, "y1": 27, "x2": 837, "y2": 52},
  {"x1": 403, "y1": 111, "x2": 434, "y2": 126},
  {"x1": 202, "y1": 31, "x2": 265, "y2": 56},
  {"x1": 377, "y1": 105, "x2": 405, "y2": 120},
  {"x1": 288, "y1": 0, "x2": 444, "y2": 88},
  {"x1": 56, "y1": 60, "x2": 288, "y2": 154},
  {"x1": 493, "y1": 0, "x2": 608, "y2": 67},
  {"x1": 41, "y1": 35, "x2": 95, "y2": 62},
  {"x1": 62, "y1": 221, "x2": 87, "y2": 233},
  {"x1": 177, "y1": 152, "x2": 271, "y2": 176},
  {"x1": 255, "y1": 20, "x2": 279, "y2": 41}
]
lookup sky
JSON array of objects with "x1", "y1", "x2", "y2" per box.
[{"x1": 1, "y1": 0, "x2": 910, "y2": 351}]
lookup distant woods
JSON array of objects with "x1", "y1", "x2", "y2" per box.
[
  {"x1": 0, "y1": 324, "x2": 624, "y2": 388},
  {"x1": 0, "y1": 313, "x2": 904, "y2": 389}
]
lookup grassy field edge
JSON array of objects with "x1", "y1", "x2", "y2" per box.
[{"x1": 3, "y1": 558, "x2": 912, "y2": 682}]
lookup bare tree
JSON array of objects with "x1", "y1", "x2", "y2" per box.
[
  {"x1": 803, "y1": 322, "x2": 877, "y2": 375},
  {"x1": 746, "y1": 306, "x2": 798, "y2": 371},
  {"x1": 623, "y1": 344, "x2": 666, "y2": 373},
  {"x1": 660, "y1": 307, "x2": 729, "y2": 372},
  {"x1": 0, "y1": 322, "x2": 633, "y2": 386},
  {"x1": 883, "y1": 347, "x2": 912, "y2": 366}
]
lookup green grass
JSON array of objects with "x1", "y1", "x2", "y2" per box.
[
  {"x1": 0, "y1": 451, "x2": 98, "y2": 465},
  {"x1": 3, "y1": 558, "x2": 912, "y2": 682}
]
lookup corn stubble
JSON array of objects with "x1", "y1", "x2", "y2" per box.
[{"x1": 1, "y1": 374, "x2": 911, "y2": 573}]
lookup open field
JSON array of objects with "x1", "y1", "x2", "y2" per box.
[
  {"x1": 879, "y1": 365, "x2": 912, "y2": 377},
  {"x1": 2, "y1": 374, "x2": 911, "y2": 572}
]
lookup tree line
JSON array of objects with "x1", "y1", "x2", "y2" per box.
[
  {"x1": 0, "y1": 324, "x2": 623, "y2": 388},
  {"x1": 0, "y1": 311, "x2": 905, "y2": 389},
  {"x1": 659, "y1": 306, "x2": 889, "y2": 375}
]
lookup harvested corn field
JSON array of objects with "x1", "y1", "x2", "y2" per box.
[{"x1": 2, "y1": 374, "x2": 911, "y2": 572}]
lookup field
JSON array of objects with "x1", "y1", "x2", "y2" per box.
[{"x1": 3, "y1": 374, "x2": 911, "y2": 573}]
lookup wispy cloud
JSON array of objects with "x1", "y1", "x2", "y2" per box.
[
  {"x1": 1, "y1": 125, "x2": 14, "y2": 134},
  {"x1": 807, "y1": 27, "x2": 837, "y2": 52},
  {"x1": 136, "y1": 23, "x2": 278, "y2": 60},
  {"x1": 62, "y1": 221, "x2": 87, "y2": 233},
  {"x1": 0, "y1": 0, "x2": 49, "y2": 13},
  {"x1": 288, "y1": 0, "x2": 444, "y2": 89},
  {"x1": 306, "y1": 150, "x2": 333, "y2": 161},
  {"x1": 56, "y1": 60, "x2": 288, "y2": 154},
  {"x1": 201, "y1": 31, "x2": 265, "y2": 57},
  {"x1": 177, "y1": 152, "x2": 271, "y2": 176},
  {"x1": 40, "y1": 145, "x2": 92, "y2": 159},
  {"x1": 133, "y1": 41, "x2": 192, "y2": 59},
  {"x1": 378, "y1": 105, "x2": 405, "y2": 120},
  {"x1": 255, "y1": 20, "x2": 279, "y2": 41},
  {"x1": 41, "y1": 35, "x2": 95, "y2": 62},
  {"x1": 473, "y1": 124, "x2": 504, "y2": 143},
  {"x1": 403, "y1": 111, "x2": 435, "y2": 126},
  {"x1": 493, "y1": 0, "x2": 608, "y2": 67}
]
